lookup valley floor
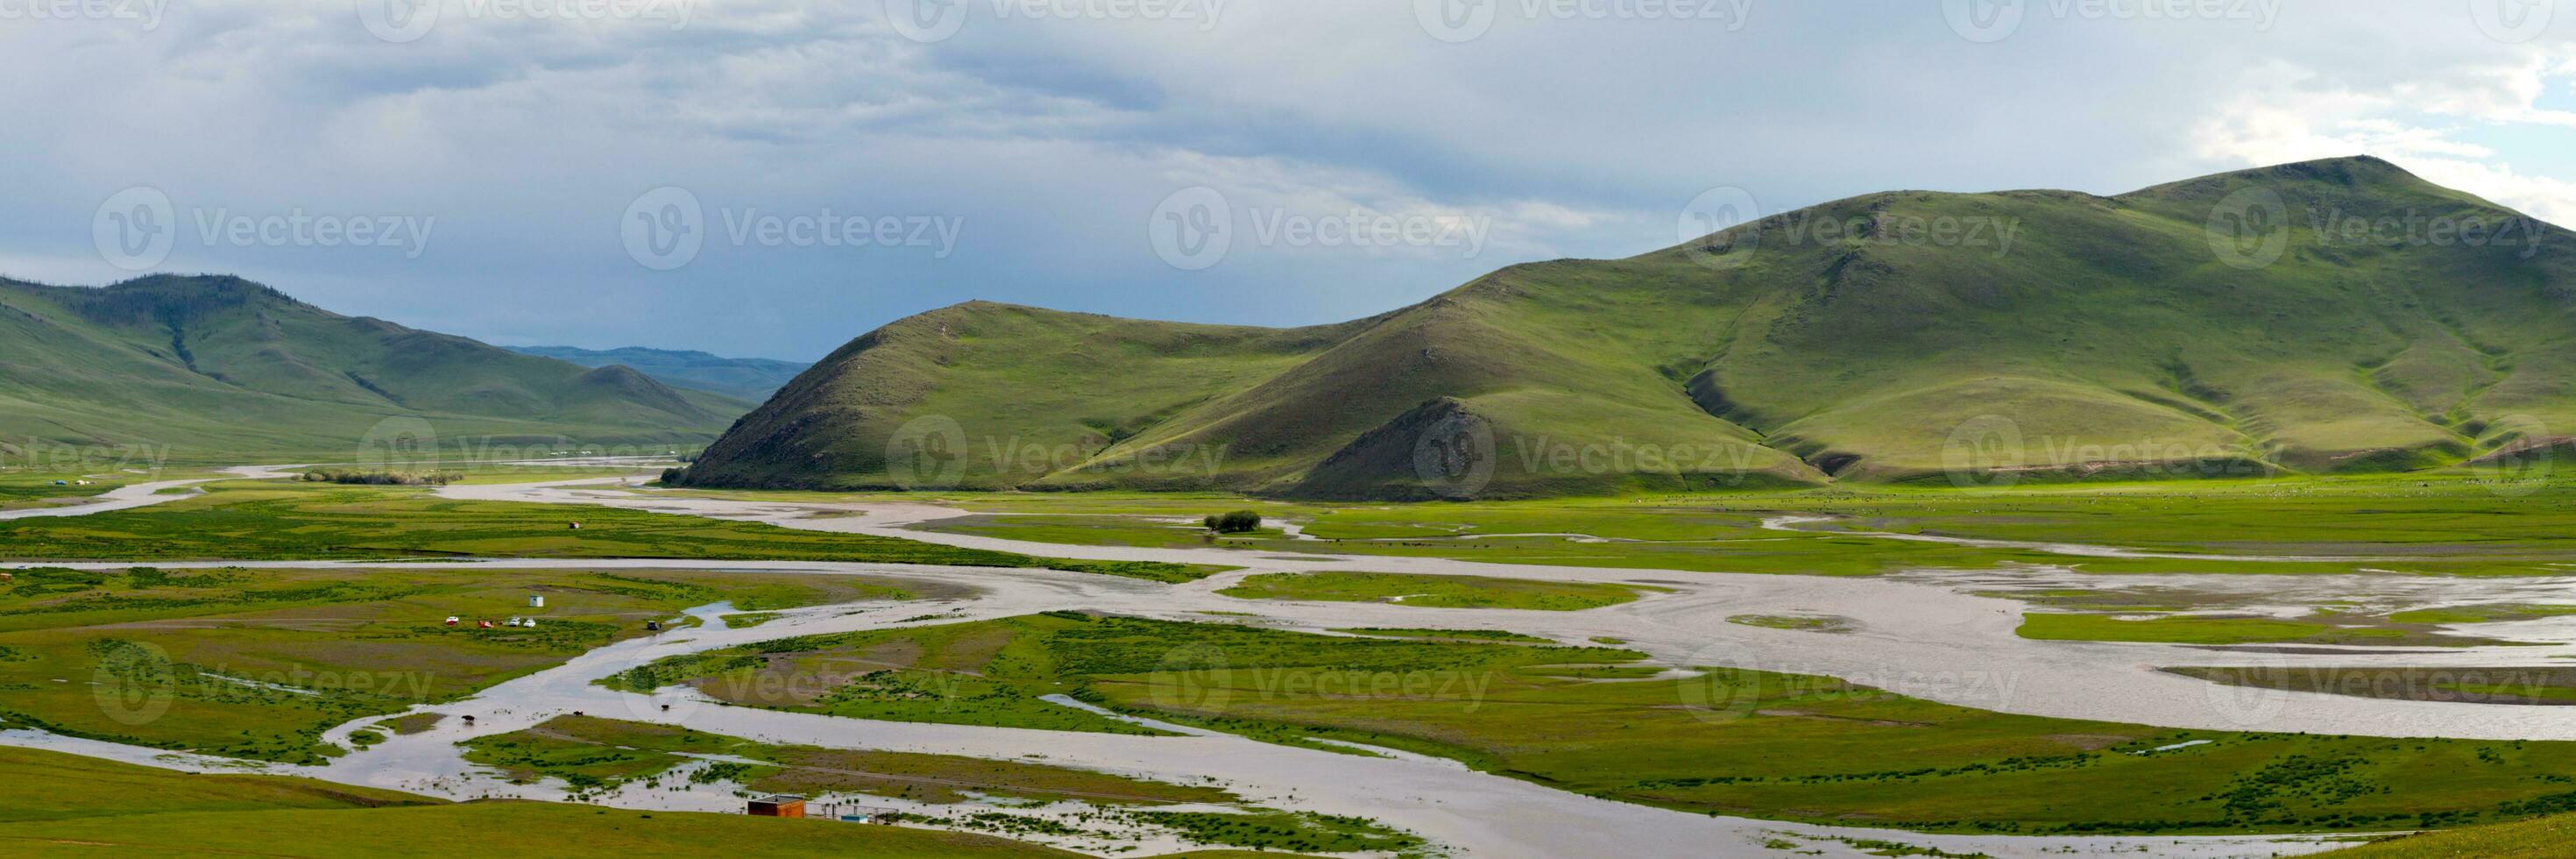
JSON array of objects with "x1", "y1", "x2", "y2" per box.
[{"x1": 8, "y1": 469, "x2": 2576, "y2": 856}]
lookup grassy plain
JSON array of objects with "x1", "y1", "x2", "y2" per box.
[
  {"x1": 887, "y1": 472, "x2": 2576, "y2": 579},
  {"x1": 612, "y1": 613, "x2": 2576, "y2": 835},
  {"x1": 0, "y1": 565, "x2": 931, "y2": 763},
  {"x1": 0, "y1": 479, "x2": 1211, "y2": 582}
]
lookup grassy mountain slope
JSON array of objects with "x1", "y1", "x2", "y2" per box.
[
  {"x1": 505, "y1": 344, "x2": 811, "y2": 401},
  {"x1": 681, "y1": 157, "x2": 2576, "y2": 497},
  {"x1": 0, "y1": 275, "x2": 750, "y2": 460}
]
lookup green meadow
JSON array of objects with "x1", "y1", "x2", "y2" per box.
[
  {"x1": 883, "y1": 472, "x2": 2576, "y2": 579},
  {"x1": 612, "y1": 613, "x2": 2576, "y2": 835},
  {"x1": 0, "y1": 479, "x2": 1214, "y2": 582},
  {"x1": 1216, "y1": 571, "x2": 1655, "y2": 610},
  {"x1": 463, "y1": 714, "x2": 1235, "y2": 804},
  {"x1": 0, "y1": 564, "x2": 934, "y2": 763},
  {"x1": 462, "y1": 716, "x2": 1422, "y2": 855},
  {"x1": 2015, "y1": 612, "x2": 2524, "y2": 648}
]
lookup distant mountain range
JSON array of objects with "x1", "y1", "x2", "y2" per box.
[
  {"x1": 676, "y1": 157, "x2": 2576, "y2": 498},
  {"x1": 0, "y1": 275, "x2": 751, "y2": 461},
  {"x1": 503, "y1": 346, "x2": 810, "y2": 402}
]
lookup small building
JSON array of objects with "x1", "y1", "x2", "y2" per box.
[
  {"x1": 527, "y1": 593, "x2": 546, "y2": 608},
  {"x1": 747, "y1": 794, "x2": 807, "y2": 818}
]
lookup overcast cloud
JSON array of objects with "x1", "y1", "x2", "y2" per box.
[{"x1": 2, "y1": 0, "x2": 2570, "y2": 359}]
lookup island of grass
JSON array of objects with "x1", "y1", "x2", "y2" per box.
[
  {"x1": 1729, "y1": 614, "x2": 1858, "y2": 633},
  {"x1": 0, "y1": 479, "x2": 1214, "y2": 583},
  {"x1": 1331, "y1": 628, "x2": 1557, "y2": 643},
  {"x1": 462, "y1": 715, "x2": 1422, "y2": 854},
  {"x1": 606, "y1": 612, "x2": 2576, "y2": 835},
  {"x1": 0, "y1": 565, "x2": 937, "y2": 763},
  {"x1": 1217, "y1": 571, "x2": 1654, "y2": 610},
  {"x1": 2014, "y1": 610, "x2": 2534, "y2": 647},
  {"x1": 464, "y1": 714, "x2": 1236, "y2": 803}
]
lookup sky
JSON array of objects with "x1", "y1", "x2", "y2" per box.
[{"x1": 3, "y1": 0, "x2": 2572, "y2": 361}]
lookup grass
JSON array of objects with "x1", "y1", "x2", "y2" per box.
[
  {"x1": 2328, "y1": 810, "x2": 2576, "y2": 856},
  {"x1": 618, "y1": 612, "x2": 2576, "y2": 835},
  {"x1": 0, "y1": 564, "x2": 931, "y2": 763},
  {"x1": 1730, "y1": 614, "x2": 1858, "y2": 633},
  {"x1": 2385, "y1": 604, "x2": 2576, "y2": 625},
  {"x1": 0, "y1": 479, "x2": 1210, "y2": 584},
  {"x1": 2016, "y1": 612, "x2": 2516, "y2": 647},
  {"x1": 462, "y1": 714, "x2": 1237, "y2": 805},
  {"x1": 600, "y1": 613, "x2": 1184, "y2": 735},
  {"x1": 0, "y1": 803, "x2": 1092, "y2": 857},
  {"x1": 0, "y1": 746, "x2": 435, "y2": 823},
  {"x1": 1216, "y1": 571, "x2": 1652, "y2": 610},
  {"x1": 864, "y1": 473, "x2": 2576, "y2": 579},
  {"x1": 1330, "y1": 627, "x2": 1558, "y2": 643}
]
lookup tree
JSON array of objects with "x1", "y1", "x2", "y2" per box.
[{"x1": 1206, "y1": 509, "x2": 1262, "y2": 534}]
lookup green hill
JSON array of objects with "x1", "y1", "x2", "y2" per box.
[
  {"x1": 504, "y1": 344, "x2": 811, "y2": 401},
  {"x1": 0, "y1": 275, "x2": 752, "y2": 462},
  {"x1": 677, "y1": 157, "x2": 2576, "y2": 498}
]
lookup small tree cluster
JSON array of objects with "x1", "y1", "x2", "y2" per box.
[
  {"x1": 301, "y1": 468, "x2": 461, "y2": 486},
  {"x1": 1203, "y1": 510, "x2": 1262, "y2": 533}
]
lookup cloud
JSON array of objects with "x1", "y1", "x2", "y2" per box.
[
  {"x1": 2, "y1": 3, "x2": 2572, "y2": 357},
  {"x1": 2189, "y1": 50, "x2": 2576, "y2": 225}
]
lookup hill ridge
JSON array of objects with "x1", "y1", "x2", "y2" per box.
[{"x1": 670, "y1": 157, "x2": 2574, "y2": 497}]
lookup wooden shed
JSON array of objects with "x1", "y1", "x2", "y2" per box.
[{"x1": 747, "y1": 794, "x2": 807, "y2": 818}]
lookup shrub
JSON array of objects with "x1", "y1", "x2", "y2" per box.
[
  {"x1": 1204, "y1": 510, "x2": 1262, "y2": 534},
  {"x1": 300, "y1": 469, "x2": 462, "y2": 486}
]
